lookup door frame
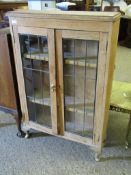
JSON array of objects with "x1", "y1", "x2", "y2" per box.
[
  {"x1": 12, "y1": 26, "x2": 58, "y2": 135},
  {"x1": 55, "y1": 29, "x2": 108, "y2": 146}
]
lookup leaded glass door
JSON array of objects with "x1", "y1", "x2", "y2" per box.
[
  {"x1": 56, "y1": 30, "x2": 100, "y2": 142},
  {"x1": 15, "y1": 27, "x2": 57, "y2": 134}
]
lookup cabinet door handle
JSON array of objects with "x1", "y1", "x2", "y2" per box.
[{"x1": 50, "y1": 84, "x2": 56, "y2": 92}]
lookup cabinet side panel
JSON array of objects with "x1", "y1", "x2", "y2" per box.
[
  {"x1": 93, "y1": 20, "x2": 120, "y2": 151},
  {"x1": 93, "y1": 32, "x2": 108, "y2": 150},
  {"x1": 102, "y1": 20, "x2": 120, "y2": 142}
]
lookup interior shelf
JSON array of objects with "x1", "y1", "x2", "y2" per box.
[
  {"x1": 23, "y1": 66, "x2": 49, "y2": 74},
  {"x1": 65, "y1": 105, "x2": 94, "y2": 115},
  {"x1": 27, "y1": 96, "x2": 50, "y2": 106},
  {"x1": 23, "y1": 52, "x2": 97, "y2": 68},
  {"x1": 27, "y1": 94, "x2": 94, "y2": 114},
  {"x1": 64, "y1": 58, "x2": 97, "y2": 68},
  {"x1": 64, "y1": 52, "x2": 97, "y2": 68},
  {"x1": 24, "y1": 52, "x2": 48, "y2": 61}
]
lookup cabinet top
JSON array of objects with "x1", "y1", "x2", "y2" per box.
[{"x1": 7, "y1": 10, "x2": 121, "y2": 22}]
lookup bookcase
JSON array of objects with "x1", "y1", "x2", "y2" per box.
[{"x1": 8, "y1": 10, "x2": 120, "y2": 161}]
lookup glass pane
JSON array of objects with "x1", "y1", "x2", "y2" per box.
[
  {"x1": 63, "y1": 39, "x2": 99, "y2": 138},
  {"x1": 27, "y1": 100, "x2": 36, "y2": 122},
  {"x1": 19, "y1": 34, "x2": 49, "y2": 71},
  {"x1": 19, "y1": 34, "x2": 52, "y2": 128},
  {"x1": 35, "y1": 104, "x2": 51, "y2": 127}
]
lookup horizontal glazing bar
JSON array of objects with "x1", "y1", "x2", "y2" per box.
[
  {"x1": 23, "y1": 67, "x2": 49, "y2": 74},
  {"x1": 64, "y1": 74, "x2": 96, "y2": 81}
]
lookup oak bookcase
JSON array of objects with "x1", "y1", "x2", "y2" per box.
[{"x1": 8, "y1": 10, "x2": 120, "y2": 161}]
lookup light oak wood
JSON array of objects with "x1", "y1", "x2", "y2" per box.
[
  {"x1": 48, "y1": 29, "x2": 58, "y2": 135},
  {"x1": 62, "y1": 30, "x2": 99, "y2": 40},
  {"x1": 8, "y1": 10, "x2": 120, "y2": 22},
  {"x1": 24, "y1": 53, "x2": 48, "y2": 61},
  {"x1": 18, "y1": 26, "x2": 47, "y2": 36},
  {"x1": 64, "y1": 59, "x2": 97, "y2": 68},
  {"x1": 11, "y1": 26, "x2": 29, "y2": 123},
  {"x1": 24, "y1": 53, "x2": 96, "y2": 68},
  {"x1": 8, "y1": 11, "x2": 120, "y2": 160},
  {"x1": 9, "y1": 17, "x2": 112, "y2": 32},
  {"x1": 101, "y1": 20, "x2": 120, "y2": 143},
  {"x1": 93, "y1": 32, "x2": 108, "y2": 152},
  {"x1": 64, "y1": 132, "x2": 92, "y2": 146},
  {"x1": 56, "y1": 30, "x2": 65, "y2": 135}
]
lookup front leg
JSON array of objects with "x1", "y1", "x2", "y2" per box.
[
  {"x1": 125, "y1": 114, "x2": 131, "y2": 149},
  {"x1": 95, "y1": 152, "x2": 101, "y2": 162}
]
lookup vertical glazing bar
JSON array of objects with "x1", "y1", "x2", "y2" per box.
[
  {"x1": 93, "y1": 42, "x2": 99, "y2": 129},
  {"x1": 73, "y1": 39, "x2": 76, "y2": 132},
  {"x1": 63, "y1": 39, "x2": 67, "y2": 131},
  {"x1": 37, "y1": 36, "x2": 45, "y2": 109},
  {"x1": 83, "y1": 40, "x2": 88, "y2": 136},
  {"x1": 29, "y1": 34, "x2": 37, "y2": 122},
  {"x1": 19, "y1": 35, "x2": 24, "y2": 66}
]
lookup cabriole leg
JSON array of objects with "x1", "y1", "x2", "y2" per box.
[
  {"x1": 14, "y1": 113, "x2": 26, "y2": 138},
  {"x1": 24, "y1": 131, "x2": 30, "y2": 139},
  {"x1": 125, "y1": 113, "x2": 131, "y2": 149},
  {"x1": 95, "y1": 152, "x2": 101, "y2": 162}
]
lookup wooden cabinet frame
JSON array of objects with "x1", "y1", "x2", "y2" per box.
[
  {"x1": 12, "y1": 26, "x2": 58, "y2": 135},
  {"x1": 8, "y1": 11, "x2": 120, "y2": 161}
]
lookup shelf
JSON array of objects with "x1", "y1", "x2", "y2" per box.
[
  {"x1": 64, "y1": 53, "x2": 97, "y2": 68},
  {"x1": 24, "y1": 52, "x2": 48, "y2": 61},
  {"x1": 23, "y1": 52, "x2": 97, "y2": 68},
  {"x1": 27, "y1": 95, "x2": 94, "y2": 114},
  {"x1": 27, "y1": 89, "x2": 50, "y2": 106},
  {"x1": 64, "y1": 59, "x2": 97, "y2": 68},
  {"x1": 23, "y1": 66, "x2": 49, "y2": 74},
  {"x1": 65, "y1": 105, "x2": 94, "y2": 115},
  {"x1": 28, "y1": 96, "x2": 50, "y2": 106},
  {"x1": 65, "y1": 97, "x2": 94, "y2": 115}
]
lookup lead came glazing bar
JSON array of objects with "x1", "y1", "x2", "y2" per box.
[
  {"x1": 73, "y1": 39, "x2": 76, "y2": 132},
  {"x1": 29, "y1": 34, "x2": 37, "y2": 122},
  {"x1": 92, "y1": 42, "x2": 99, "y2": 131},
  {"x1": 83, "y1": 40, "x2": 88, "y2": 137},
  {"x1": 23, "y1": 67, "x2": 49, "y2": 74},
  {"x1": 38, "y1": 36, "x2": 45, "y2": 115}
]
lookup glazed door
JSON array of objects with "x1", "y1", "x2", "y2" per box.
[
  {"x1": 13, "y1": 26, "x2": 57, "y2": 134},
  {"x1": 56, "y1": 30, "x2": 108, "y2": 144}
]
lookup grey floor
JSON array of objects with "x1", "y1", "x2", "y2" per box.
[{"x1": 0, "y1": 45, "x2": 131, "y2": 175}]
